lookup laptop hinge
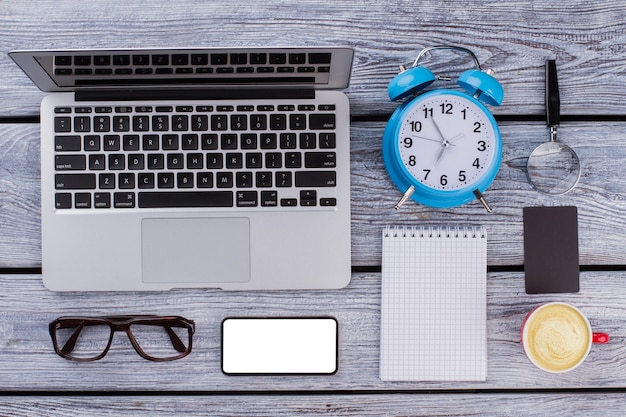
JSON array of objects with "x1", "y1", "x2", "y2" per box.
[{"x1": 74, "y1": 88, "x2": 316, "y2": 102}]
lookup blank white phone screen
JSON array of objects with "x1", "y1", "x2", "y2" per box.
[{"x1": 221, "y1": 318, "x2": 338, "y2": 374}]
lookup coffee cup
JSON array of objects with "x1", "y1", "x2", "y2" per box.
[{"x1": 521, "y1": 302, "x2": 609, "y2": 373}]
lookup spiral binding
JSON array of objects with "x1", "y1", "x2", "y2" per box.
[{"x1": 383, "y1": 225, "x2": 486, "y2": 239}]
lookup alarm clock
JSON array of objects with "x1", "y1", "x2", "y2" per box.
[{"x1": 382, "y1": 45, "x2": 504, "y2": 212}]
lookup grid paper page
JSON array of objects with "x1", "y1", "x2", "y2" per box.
[{"x1": 380, "y1": 225, "x2": 487, "y2": 381}]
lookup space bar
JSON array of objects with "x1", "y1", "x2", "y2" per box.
[{"x1": 138, "y1": 191, "x2": 233, "y2": 208}]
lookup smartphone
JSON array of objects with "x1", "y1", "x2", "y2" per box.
[{"x1": 221, "y1": 317, "x2": 338, "y2": 375}]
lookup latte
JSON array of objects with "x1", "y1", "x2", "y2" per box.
[{"x1": 522, "y1": 303, "x2": 591, "y2": 373}]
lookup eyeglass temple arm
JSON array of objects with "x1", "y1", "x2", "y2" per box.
[
  {"x1": 164, "y1": 325, "x2": 187, "y2": 353},
  {"x1": 59, "y1": 322, "x2": 85, "y2": 355}
]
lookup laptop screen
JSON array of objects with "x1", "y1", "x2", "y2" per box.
[{"x1": 10, "y1": 47, "x2": 354, "y2": 92}]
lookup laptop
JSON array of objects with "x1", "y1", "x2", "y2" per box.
[{"x1": 10, "y1": 47, "x2": 354, "y2": 291}]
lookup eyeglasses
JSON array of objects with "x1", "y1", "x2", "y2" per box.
[{"x1": 49, "y1": 315, "x2": 195, "y2": 362}]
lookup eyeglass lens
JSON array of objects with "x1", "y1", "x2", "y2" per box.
[{"x1": 52, "y1": 317, "x2": 193, "y2": 361}]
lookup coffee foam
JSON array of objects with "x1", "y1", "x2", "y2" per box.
[{"x1": 523, "y1": 304, "x2": 590, "y2": 372}]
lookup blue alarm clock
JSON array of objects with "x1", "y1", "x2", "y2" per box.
[{"x1": 382, "y1": 46, "x2": 504, "y2": 212}]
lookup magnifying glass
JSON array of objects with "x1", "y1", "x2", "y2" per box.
[{"x1": 526, "y1": 60, "x2": 581, "y2": 195}]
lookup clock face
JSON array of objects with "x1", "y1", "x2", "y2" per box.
[{"x1": 397, "y1": 92, "x2": 498, "y2": 191}]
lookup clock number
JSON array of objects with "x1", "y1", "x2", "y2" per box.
[
  {"x1": 473, "y1": 158, "x2": 481, "y2": 169},
  {"x1": 477, "y1": 140, "x2": 486, "y2": 151},
  {"x1": 409, "y1": 121, "x2": 422, "y2": 132},
  {"x1": 423, "y1": 169, "x2": 431, "y2": 180},
  {"x1": 408, "y1": 155, "x2": 416, "y2": 166},
  {"x1": 423, "y1": 107, "x2": 433, "y2": 119},
  {"x1": 440, "y1": 175, "x2": 448, "y2": 186},
  {"x1": 403, "y1": 137, "x2": 413, "y2": 148},
  {"x1": 439, "y1": 103, "x2": 453, "y2": 114},
  {"x1": 461, "y1": 108, "x2": 467, "y2": 120},
  {"x1": 473, "y1": 122, "x2": 482, "y2": 133},
  {"x1": 458, "y1": 171, "x2": 466, "y2": 182}
]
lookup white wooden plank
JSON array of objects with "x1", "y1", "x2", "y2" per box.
[
  {"x1": 2, "y1": 393, "x2": 626, "y2": 417},
  {"x1": 2, "y1": 0, "x2": 626, "y2": 115},
  {"x1": 0, "y1": 271, "x2": 625, "y2": 391}
]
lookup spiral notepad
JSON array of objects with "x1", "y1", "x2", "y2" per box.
[{"x1": 380, "y1": 225, "x2": 487, "y2": 381}]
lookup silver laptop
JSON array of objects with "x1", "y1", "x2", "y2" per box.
[{"x1": 10, "y1": 47, "x2": 353, "y2": 291}]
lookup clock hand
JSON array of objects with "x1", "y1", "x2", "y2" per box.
[
  {"x1": 431, "y1": 117, "x2": 445, "y2": 139},
  {"x1": 411, "y1": 135, "x2": 445, "y2": 144}
]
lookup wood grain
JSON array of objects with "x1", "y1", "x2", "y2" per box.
[
  {"x1": 2, "y1": 393, "x2": 626, "y2": 416},
  {"x1": 2, "y1": 1, "x2": 626, "y2": 116},
  {"x1": 0, "y1": 270, "x2": 625, "y2": 391}
]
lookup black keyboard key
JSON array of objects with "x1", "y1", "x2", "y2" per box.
[
  {"x1": 89, "y1": 154, "x2": 105, "y2": 170},
  {"x1": 295, "y1": 171, "x2": 336, "y2": 187},
  {"x1": 94, "y1": 193, "x2": 111, "y2": 208},
  {"x1": 172, "y1": 115, "x2": 188, "y2": 131},
  {"x1": 285, "y1": 152, "x2": 302, "y2": 168},
  {"x1": 319, "y1": 133, "x2": 336, "y2": 148},
  {"x1": 55, "y1": 117, "x2": 71, "y2": 133},
  {"x1": 55, "y1": 135, "x2": 81, "y2": 151},
  {"x1": 191, "y1": 115, "x2": 208, "y2": 131},
  {"x1": 138, "y1": 173, "x2": 155, "y2": 189},
  {"x1": 113, "y1": 116, "x2": 130, "y2": 132},
  {"x1": 309, "y1": 114, "x2": 336, "y2": 129},
  {"x1": 103, "y1": 135, "x2": 120, "y2": 151},
  {"x1": 55, "y1": 155, "x2": 86, "y2": 171},
  {"x1": 269, "y1": 114, "x2": 286, "y2": 130},
  {"x1": 152, "y1": 55, "x2": 169, "y2": 65},
  {"x1": 290, "y1": 114, "x2": 306, "y2": 130},
  {"x1": 94, "y1": 115, "x2": 111, "y2": 132},
  {"x1": 138, "y1": 191, "x2": 233, "y2": 208},
  {"x1": 119, "y1": 173, "x2": 135, "y2": 189},
  {"x1": 320, "y1": 198, "x2": 337, "y2": 206},
  {"x1": 269, "y1": 53, "x2": 287, "y2": 64},
  {"x1": 230, "y1": 53, "x2": 248, "y2": 65},
  {"x1": 305, "y1": 152, "x2": 336, "y2": 168},
  {"x1": 211, "y1": 54, "x2": 228, "y2": 65},
  {"x1": 211, "y1": 115, "x2": 228, "y2": 130},
  {"x1": 309, "y1": 53, "x2": 332, "y2": 64},
  {"x1": 74, "y1": 116, "x2": 91, "y2": 132},
  {"x1": 55, "y1": 56, "x2": 72, "y2": 66},
  {"x1": 261, "y1": 191, "x2": 278, "y2": 207},
  {"x1": 250, "y1": 53, "x2": 267, "y2": 65},
  {"x1": 236, "y1": 191, "x2": 257, "y2": 207},
  {"x1": 153, "y1": 115, "x2": 169, "y2": 131},
  {"x1": 143, "y1": 135, "x2": 159, "y2": 150},
  {"x1": 55, "y1": 193, "x2": 72, "y2": 209},
  {"x1": 74, "y1": 56, "x2": 91, "y2": 66},
  {"x1": 157, "y1": 173, "x2": 175, "y2": 188},
  {"x1": 55, "y1": 174, "x2": 96, "y2": 190},
  {"x1": 113, "y1": 55, "x2": 131, "y2": 66},
  {"x1": 108, "y1": 154, "x2": 125, "y2": 170},
  {"x1": 162, "y1": 134, "x2": 179, "y2": 150},
  {"x1": 84, "y1": 135, "x2": 100, "y2": 151},
  {"x1": 123, "y1": 135, "x2": 140, "y2": 151},
  {"x1": 114, "y1": 192, "x2": 135, "y2": 208},
  {"x1": 191, "y1": 54, "x2": 209, "y2": 65},
  {"x1": 172, "y1": 54, "x2": 189, "y2": 65},
  {"x1": 133, "y1": 115, "x2": 150, "y2": 131},
  {"x1": 93, "y1": 56, "x2": 110, "y2": 66}
]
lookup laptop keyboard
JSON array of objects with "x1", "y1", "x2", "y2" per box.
[{"x1": 53, "y1": 103, "x2": 339, "y2": 210}]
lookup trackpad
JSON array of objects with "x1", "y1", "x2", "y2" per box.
[{"x1": 142, "y1": 218, "x2": 251, "y2": 284}]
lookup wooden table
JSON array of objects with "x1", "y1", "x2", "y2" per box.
[{"x1": 3, "y1": 0, "x2": 626, "y2": 415}]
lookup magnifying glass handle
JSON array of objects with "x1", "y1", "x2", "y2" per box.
[{"x1": 546, "y1": 59, "x2": 560, "y2": 130}]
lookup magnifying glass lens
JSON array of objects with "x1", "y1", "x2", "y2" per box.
[{"x1": 527, "y1": 141, "x2": 581, "y2": 195}]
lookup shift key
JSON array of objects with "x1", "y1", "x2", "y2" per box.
[
  {"x1": 55, "y1": 174, "x2": 96, "y2": 189},
  {"x1": 295, "y1": 171, "x2": 336, "y2": 187}
]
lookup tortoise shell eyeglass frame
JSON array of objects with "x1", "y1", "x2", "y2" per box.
[{"x1": 49, "y1": 315, "x2": 195, "y2": 362}]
